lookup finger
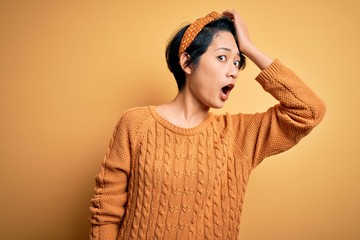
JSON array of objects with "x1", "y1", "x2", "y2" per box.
[{"x1": 222, "y1": 10, "x2": 234, "y2": 19}]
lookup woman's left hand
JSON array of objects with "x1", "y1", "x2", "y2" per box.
[
  {"x1": 222, "y1": 10, "x2": 252, "y2": 54},
  {"x1": 223, "y1": 9, "x2": 273, "y2": 70}
]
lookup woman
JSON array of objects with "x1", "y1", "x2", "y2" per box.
[{"x1": 89, "y1": 10, "x2": 326, "y2": 240}]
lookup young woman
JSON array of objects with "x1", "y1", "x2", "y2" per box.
[{"x1": 89, "y1": 10, "x2": 326, "y2": 240}]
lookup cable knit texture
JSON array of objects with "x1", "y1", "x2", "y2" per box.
[{"x1": 89, "y1": 59, "x2": 326, "y2": 240}]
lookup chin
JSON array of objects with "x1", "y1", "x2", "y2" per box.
[{"x1": 210, "y1": 102, "x2": 225, "y2": 109}]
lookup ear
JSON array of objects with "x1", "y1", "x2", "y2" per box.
[{"x1": 179, "y1": 52, "x2": 192, "y2": 74}]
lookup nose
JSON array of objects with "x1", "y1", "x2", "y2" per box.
[{"x1": 227, "y1": 64, "x2": 239, "y2": 80}]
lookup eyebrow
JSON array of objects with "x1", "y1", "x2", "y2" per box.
[{"x1": 214, "y1": 47, "x2": 240, "y2": 56}]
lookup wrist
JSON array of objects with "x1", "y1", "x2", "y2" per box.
[{"x1": 241, "y1": 44, "x2": 273, "y2": 70}]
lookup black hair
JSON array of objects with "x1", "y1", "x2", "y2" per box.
[{"x1": 165, "y1": 16, "x2": 246, "y2": 91}]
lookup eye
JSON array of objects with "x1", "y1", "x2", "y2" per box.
[
  {"x1": 234, "y1": 60, "x2": 241, "y2": 69},
  {"x1": 217, "y1": 55, "x2": 227, "y2": 62}
]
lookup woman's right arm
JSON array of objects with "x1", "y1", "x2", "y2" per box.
[{"x1": 89, "y1": 115, "x2": 132, "y2": 240}]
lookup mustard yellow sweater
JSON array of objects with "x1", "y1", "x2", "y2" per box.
[{"x1": 89, "y1": 60, "x2": 326, "y2": 240}]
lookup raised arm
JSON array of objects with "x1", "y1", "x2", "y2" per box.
[{"x1": 223, "y1": 10, "x2": 326, "y2": 167}]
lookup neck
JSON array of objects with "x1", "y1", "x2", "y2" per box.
[{"x1": 156, "y1": 91, "x2": 210, "y2": 129}]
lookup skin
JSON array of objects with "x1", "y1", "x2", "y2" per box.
[
  {"x1": 157, "y1": 10, "x2": 274, "y2": 128},
  {"x1": 185, "y1": 31, "x2": 240, "y2": 109}
]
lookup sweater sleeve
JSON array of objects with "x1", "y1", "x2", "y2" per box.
[
  {"x1": 232, "y1": 59, "x2": 326, "y2": 168},
  {"x1": 89, "y1": 114, "x2": 132, "y2": 240}
]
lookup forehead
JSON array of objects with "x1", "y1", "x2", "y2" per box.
[{"x1": 208, "y1": 31, "x2": 238, "y2": 51}]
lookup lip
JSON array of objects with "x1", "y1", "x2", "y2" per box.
[{"x1": 220, "y1": 83, "x2": 235, "y2": 101}]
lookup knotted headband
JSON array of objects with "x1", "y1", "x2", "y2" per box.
[{"x1": 178, "y1": 11, "x2": 222, "y2": 57}]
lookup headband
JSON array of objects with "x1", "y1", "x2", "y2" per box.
[{"x1": 178, "y1": 11, "x2": 222, "y2": 57}]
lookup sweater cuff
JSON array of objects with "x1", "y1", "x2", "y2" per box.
[
  {"x1": 90, "y1": 224, "x2": 120, "y2": 240},
  {"x1": 255, "y1": 59, "x2": 285, "y2": 85}
]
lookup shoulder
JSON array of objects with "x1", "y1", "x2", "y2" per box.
[
  {"x1": 116, "y1": 106, "x2": 153, "y2": 131},
  {"x1": 122, "y1": 106, "x2": 151, "y2": 120},
  {"x1": 212, "y1": 111, "x2": 263, "y2": 133},
  {"x1": 212, "y1": 112, "x2": 245, "y2": 130},
  {"x1": 212, "y1": 111, "x2": 247, "y2": 122}
]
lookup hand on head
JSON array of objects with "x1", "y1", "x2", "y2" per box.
[
  {"x1": 223, "y1": 9, "x2": 273, "y2": 69},
  {"x1": 222, "y1": 10, "x2": 253, "y2": 54}
]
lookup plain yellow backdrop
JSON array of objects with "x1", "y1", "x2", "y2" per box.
[{"x1": 1, "y1": 0, "x2": 359, "y2": 239}]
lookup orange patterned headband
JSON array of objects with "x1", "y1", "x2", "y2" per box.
[{"x1": 178, "y1": 11, "x2": 222, "y2": 57}]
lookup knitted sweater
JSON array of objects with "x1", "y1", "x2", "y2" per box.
[{"x1": 89, "y1": 59, "x2": 326, "y2": 240}]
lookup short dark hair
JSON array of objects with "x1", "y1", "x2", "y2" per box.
[{"x1": 165, "y1": 16, "x2": 246, "y2": 91}]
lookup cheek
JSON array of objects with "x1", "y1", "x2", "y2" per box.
[{"x1": 190, "y1": 60, "x2": 220, "y2": 92}]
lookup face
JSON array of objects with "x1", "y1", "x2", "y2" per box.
[{"x1": 184, "y1": 31, "x2": 240, "y2": 109}]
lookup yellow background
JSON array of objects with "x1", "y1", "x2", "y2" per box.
[{"x1": 1, "y1": 0, "x2": 359, "y2": 239}]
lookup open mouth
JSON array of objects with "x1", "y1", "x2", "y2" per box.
[{"x1": 221, "y1": 83, "x2": 235, "y2": 95}]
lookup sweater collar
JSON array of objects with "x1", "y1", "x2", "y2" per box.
[{"x1": 148, "y1": 106, "x2": 213, "y2": 135}]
